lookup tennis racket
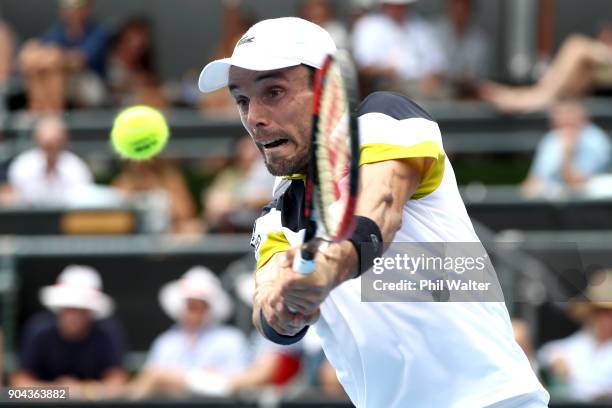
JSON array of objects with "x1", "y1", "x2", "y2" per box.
[{"x1": 291, "y1": 50, "x2": 360, "y2": 275}]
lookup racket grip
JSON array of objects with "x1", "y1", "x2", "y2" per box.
[{"x1": 292, "y1": 247, "x2": 316, "y2": 274}]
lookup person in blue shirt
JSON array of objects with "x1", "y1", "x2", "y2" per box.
[
  {"x1": 126, "y1": 266, "x2": 249, "y2": 399},
  {"x1": 18, "y1": 0, "x2": 109, "y2": 112},
  {"x1": 523, "y1": 100, "x2": 612, "y2": 197}
]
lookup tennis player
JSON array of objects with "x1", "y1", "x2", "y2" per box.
[{"x1": 199, "y1": 17, "x2": 549, "y2": 408}]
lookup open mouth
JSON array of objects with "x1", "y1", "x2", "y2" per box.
[{"x1": 261, "y1": 138, "x2": 289, "y2": 149}]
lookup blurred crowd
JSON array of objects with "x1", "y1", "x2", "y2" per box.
[
  {"x1": 7, "y1": 262, "x2": 345, "y2": 401},
  {"x1": 0, "y1": 0, "x2": 611, "y2": 403},
  {"x1": 0, "y1": 0, "x2": 609, "y2": 227},
  {"x1": 2, "y1": 261, "x2": 611, "y2": 402}
]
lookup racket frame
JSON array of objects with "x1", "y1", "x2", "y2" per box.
[{"x1": 292, "y1": 52, "x2": 360, "y2": 274}]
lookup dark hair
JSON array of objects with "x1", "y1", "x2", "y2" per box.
[
  {"x1": 303, "y1": 64, "x2": 318, "y2": 87},
  {"x1": 111, "y1": 16, "x2": 154, "y2": 74}
]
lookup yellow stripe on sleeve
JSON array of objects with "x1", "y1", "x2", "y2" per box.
[
  {"x1": 256, "y1": 231, "x2": 291, "y2": 270},
  {"x1": 360, "y1": 141, "x2": 446, "y2": 199}
]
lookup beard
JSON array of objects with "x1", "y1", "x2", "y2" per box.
[
  {"x1": 262, "y1": 146, "x2": 309, "y2": 176},
  {"x1": 254, "y1": 127, "x2": 311, "y2": 176}
]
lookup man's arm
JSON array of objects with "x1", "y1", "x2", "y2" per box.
[
  {"x1": 356, "y1": 158, "x2": 429, "y2": 242},
  {"x1": 254, "y1": 157, "x2": 429, "y2": 338}
]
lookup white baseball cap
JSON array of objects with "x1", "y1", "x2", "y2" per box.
[{"x1": 198, "y1": 17, "x2": 336, "y2": 93}]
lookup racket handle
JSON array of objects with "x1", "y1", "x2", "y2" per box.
[
  {"x1": 288, "y1": 241, "x2": 320, "y2": 312},
  {"x1": 292, "y1": 247, "x2": 316, "y2": 274}
]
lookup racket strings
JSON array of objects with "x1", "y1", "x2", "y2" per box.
[{"x1": 315, "y1": 62, "x2": 352, "y2": 239}]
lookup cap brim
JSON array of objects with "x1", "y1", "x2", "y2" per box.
[
  {"x1": 198, "y1": 58, "x2": 232, "y2": 93},
  {"x1": 198, "y1": 55, "x2": 302, "y2": 93}
]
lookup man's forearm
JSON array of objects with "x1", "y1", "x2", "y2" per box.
[{"x1": 331, "y1": 241, "x2": 360, "y2": 285}]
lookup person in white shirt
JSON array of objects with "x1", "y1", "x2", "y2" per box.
[
  {"x1": 352, "y1": 0, "x2": 447, "y2": 98},
  {"x1": 7, "y1": 116, "x2": 93, "y2": 206},
  {"x1": 538, "y1": 269, "x2": 612, "y2": 401},
  {"x1": 433, "y1": 0, "x2": 489, "y2": 98},
  {"x1": 127, "y1": 266, "x2": 249, "y2": 399},
  {"x1": 300, "y1": 0, "x2": 349, "y2": 50}
]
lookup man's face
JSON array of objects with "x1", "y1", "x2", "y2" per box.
[
  {"x1": 449, "y1": 0, "x2": 472, "y2": 28},
  {"x1": 35, "y1": 121, "x2": 66, "y2": 167},
  {"x1": 58, "y1": 307, "x2": 92, "y2": 341},
  {"x1": 592, "y1": 307, "x2": 612, "y2": 341},
  {"x1": 60, "y1": 5, "x2": 91, "y2": 29},
  {"x1": 182, "y1": 298, "x2": 210, "y2": 330},
  {"x1": 228, "y1": 65, "x2": 314, "y2": 176},
  {"x1": 381, "y1": 4, "x2": 409, "y2": 24},
  {"x1": 550, "y1": 102, "x2": 586, "y2": 134}
]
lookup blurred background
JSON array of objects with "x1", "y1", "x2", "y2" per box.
[{"x1": 0, "y1": 0, "x2": 611, "y2": 406}]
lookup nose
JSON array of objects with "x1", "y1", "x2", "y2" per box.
[{"x1": 245, "y1": 99, "x2": 270, "y2": 131}]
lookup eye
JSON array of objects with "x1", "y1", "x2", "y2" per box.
[
  {"x1": 235, "y1": 96, "x2": 249, "y2": 111},
  {"x1": 266, "y1": 87, "x2": 284, "y2": 99}
]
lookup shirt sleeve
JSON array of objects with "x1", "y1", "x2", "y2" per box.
[
  {"x1": 529, "y1": 133, "x2": 558, "y2": 180},
  {"x1": 357, "y1": 92, "x2": 446, "y2": 199},
  {"x1": 215, "y1": 330, "x2": 250, "y2": 374},
  {"x1": 41, "y1": 25, "x2": 63, "y2": 44},
  {"x1": 577, "y1": 126, "x2": 612, "y2": 176},
  {"x1": 79, "y1": 25, "x2": 109, "y2": 73},
  {"x1": 97, "y1": 320, "x2": 126, "y2": 372},
  {"x1": 417, "y1": 21, "x2": 447, "y2": 75},
  {"x1": 251, "y1": 201, "x2": 291, "y2": 270},
  {"x1": 69, "y1": 154, "x2": 94, "y2": 185},
  {"x1": 351, "y1": 17, "x2": 385, "y2": 68},
  {"x1": 145, "y1": 333, "x2": 169, "y2": 368}
]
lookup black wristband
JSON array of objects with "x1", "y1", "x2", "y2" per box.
[
  {"x1": 348, "y1": 216, "x2": 383, "y2": 277},
  {"x1": 260, "y1": 309, "x2": 309, "y2": 345}
]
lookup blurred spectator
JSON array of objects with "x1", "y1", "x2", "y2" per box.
[
  {"x1": 433, "y1": 0, "x2": 489, "y2": 99},
  {"x1": 18, "y1": 0, "x2": 109, "y2": 112},
  {"x1": 112, "y1": 158, "x2": 199, "y2": 234},
  {"x1": 300, "y1": 0, "x2": 349, "y2": 49},
  {"x1": 227, "y1": 266, "x2": 344, "y2": 397},
  {"x1": 521, "y1": 101, "x2": 611, "y2": 198},
  {"x1": 224, "y1": 331, "x2": 303, "y2": 395},
  {"x1": 351, "y1": 0, "x2": 447, "y2": 98},
  {"x1": 222, "y1": 268, "x2": 303, "y2": 394},
  {"x1": 203, "y1": 135, "x2": 275, "y2": 233},
  {"x1": 300, "y1": 331, "x2": 346, "y2": 398},
  {"x1": 350, "y1": 0, "x2": 377, "y2": 26},
  {"x1": 538, "y1": 269, "x2": 612, "y2": 401},
  {"x1": 0, "y1": 329, "x2": 3, "y2": 386},
  {"x1": 198, "y1": 0, "x2": 252, "y2": 116},
  {"x1": 11, "y1": 265, "x2": 128, "y2": 399},
  {"x1": 512, "y1": 318, "x2": 538, "y2": 374},
  {"x1": 107, "y1": 17, "x2": 168, "y2": 109},
  {"x1": 0, "y1": 161, "x2": 16, "y2": 205},
  {"x1": 7, "y1": 115, "x2": 93, "y2": 206},
  {"x1": 319, "y1": 358, "x2": 345, "y2": 396},
  {"x1": 127, "y1": 266, "x2": 248, "y2": 399},
  {"x1": 0, "y1": 12, "x2": 15, "y2": 115},
  {"x1": 481, "y1": 23, "x2": 612, "y2": 112}
]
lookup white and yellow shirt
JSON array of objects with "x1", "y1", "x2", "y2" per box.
[{"x1": 251, "y1": 92, "x2": 549, "y2": 408}]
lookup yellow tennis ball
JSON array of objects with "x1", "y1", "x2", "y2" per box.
[{"x1": 110, "y1": 105, "x2": 169, "y2": 160}]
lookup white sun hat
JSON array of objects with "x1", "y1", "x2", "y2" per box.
[
  {"x1": 159, "y1": 266, "x2": 233, "y2": 323},
  {"x1": 39, "y1": 265, "x2": 115, "y2": 319},
  {"x1": 198, "y1": 17, "x2": 337, "y2": 93}
]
